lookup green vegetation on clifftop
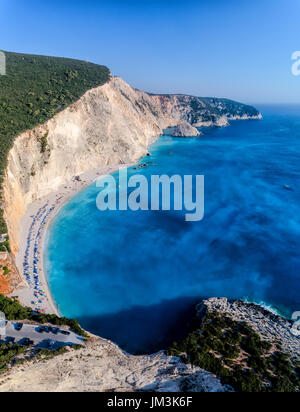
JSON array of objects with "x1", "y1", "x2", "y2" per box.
[
  {"x1": 167, "y1": 312, "x2": 300, "y2": 392},
  {"x1": 0, "y1": 51, "x2": 110, "y2": 237}
]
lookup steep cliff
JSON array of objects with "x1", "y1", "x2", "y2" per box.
[{"x1": 3, "y1": 76, "x2": 261, "y2": 256}]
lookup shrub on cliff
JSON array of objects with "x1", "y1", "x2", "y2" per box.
[{"x1": 0, "y1": 343, "x2": 26, "y2": 372}]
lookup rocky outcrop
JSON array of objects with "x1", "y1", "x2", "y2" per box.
[
  {"x1": 169, "y1": 121, "x2": 201, "y2": 137},
  {"x1": 3, "y1": 76, "x2": 261, "y2": 256},
  {"x1": 0, "y1": 338, "x2": 227, "y2": 393},
  {"x1": 197, "y1": 298, "x2": 300, "y2": 361}
]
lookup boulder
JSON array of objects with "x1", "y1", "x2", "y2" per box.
[{"x1": 171, "y1": 121, "x2": 201, "y2": 137}]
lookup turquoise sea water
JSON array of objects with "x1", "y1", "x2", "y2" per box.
[{"x1": 45, "y1": 105, "x2": 300, "y2": 354}]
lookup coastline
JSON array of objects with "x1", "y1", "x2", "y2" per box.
[
  {"x1": 11, "y1": 163, "x2": 134, "y2": 316},
  {"x1": 10, "y1": 126, "x2": 288, "y2": 322},
  {"x1": 7, "y1": 124, "x2": 299, "y2": 364},
  {"x1": 8, "y1": 118, "x2": 276, "y2": 322}
]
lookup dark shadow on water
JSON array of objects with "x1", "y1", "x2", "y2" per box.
[{"x1": 77, "y1": 296, "x2": 203, "y2": 355}]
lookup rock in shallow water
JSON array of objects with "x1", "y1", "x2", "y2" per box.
[{"x1": 171, "y1": 121, "x2": 201, "y2": 137}]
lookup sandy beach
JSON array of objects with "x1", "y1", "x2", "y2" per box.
[{"x1": 10, "y1": 163, "x2": 134, "y2": 316}]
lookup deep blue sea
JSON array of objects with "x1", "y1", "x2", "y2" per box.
[{"x1": 45, "y1": 105, "x2": 300, "y2": 354}]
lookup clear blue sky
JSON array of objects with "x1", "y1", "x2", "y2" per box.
[{"x1": 1, "y1": 0, "x2": 300, "y2": 103}]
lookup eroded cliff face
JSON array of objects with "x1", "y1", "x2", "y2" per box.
[
  {"x1": 0, "y1": 337, "x2": 227, "y2": 393},
  {"x1": 3, "y1": 76, "x2": 261, "y2": 255}
]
